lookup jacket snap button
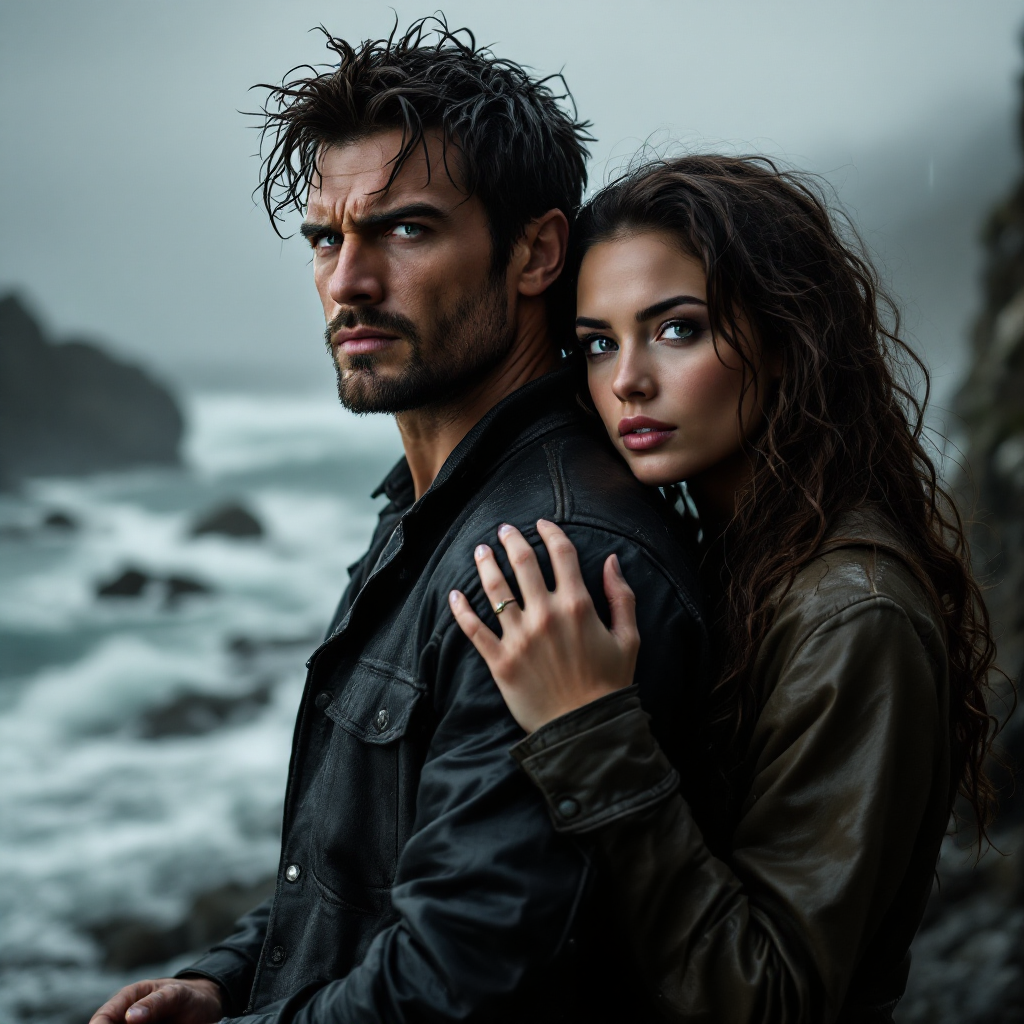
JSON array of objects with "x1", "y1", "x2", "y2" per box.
[
  {"x1": 285, "y1": 863, "x2": 301, "y2": 883},
  {"x1": 375, "y1": 708, "x2": 390, "y2": 731},
  {"x1": 557, "y1": 797, "x2": 580, "y2": 819},
  {"x1": 268, "y1": 945, "x2": 287, "y2": 966},
  {"x1": 314, "y1": 691, "x2": 332, "y2": 711}
]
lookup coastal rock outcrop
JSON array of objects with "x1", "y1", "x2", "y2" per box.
[
  {"x1": 896, "y1": 41, "x2": 1024, "y2": 1024},
  {"x1": 0, "y1": 294, "x2": 184, "y2": 487}
]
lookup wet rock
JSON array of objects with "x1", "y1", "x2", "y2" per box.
[
  {"x1": 91, "y1": 876, "x2": 276, "y2": 970},
  {"x1": 0, "y1": 293, "x2": 183, "y2": 488},
  {"x1": 137, "y1": 682, "x2": 273, "y2": 738},
  {"x1": 41, "y1": 511, "x2": 77, "y2": 531},
  {"x1": 227, "y1": 633, "x2": 319, "y2": 659},
  {"x1": 189, "y1": 502, "x2": 263, "y2": 539},
  {"x1": 164, "y1": 574, "x2": 213, "y2": 606},
  {"x1": 95, "y1": 568, "x2": 151, "y2": 598}
]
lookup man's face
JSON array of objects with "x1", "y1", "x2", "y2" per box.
[{"x1": 303, "y1": 130, "x2": 515, "y2": 413}]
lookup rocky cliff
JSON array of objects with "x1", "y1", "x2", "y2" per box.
[
  {"x1": 895, "y1": 40, "x2": 1024, "y2": 1024},
  {"x1": 0, "y1": 294, "x2": 184, "y2": 487}
]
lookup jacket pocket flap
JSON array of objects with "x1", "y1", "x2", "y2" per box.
[{"x1": 324, "y1": 658, "x2": 422, "y2": 745}]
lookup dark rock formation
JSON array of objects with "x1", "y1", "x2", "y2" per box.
[
  {"x1": 189, "y1": 501, "x2": 264, "y2": 539},
  {"x1": 42, "y1": 511, "x2": 77, "y2": 531},
  {"x1": 0, "y1": 294, "x2": 184, "y2": 487},
  {"x1": 137, "y1": 681, "x2": 272, "y2": 739},
  {"x1": 895, "y1": 36, "x2": 1024, "y2": 1024},
  {"x1": 164, "y1": 574, "x2": 213, "y2": 605},
  {"x1": 95, "y1": 567, "x2": 214, "y2": 604},
  {"x1": 95, "y1": 568, "x2": 151, "y2": 598},
  {"x1": 90, "y1": 876, "x2": 276, "y2": 970}
]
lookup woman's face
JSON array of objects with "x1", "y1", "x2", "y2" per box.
[{"x1": 576, "y1": 231, "x2": 770, "y2": 500}]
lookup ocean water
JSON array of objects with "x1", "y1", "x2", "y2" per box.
[{"x1": 0, "y1": 393, "x2": 403, "y2": 1023}]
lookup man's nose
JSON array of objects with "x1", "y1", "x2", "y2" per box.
[{"x1": 326, "y1": 237, "x2": 384, "y2": 306}]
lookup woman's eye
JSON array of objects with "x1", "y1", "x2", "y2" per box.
[
  {"x1": 580, "y1": 336, "x2": 618, "y2": 356},
  {"x1": 389, "y1": 223, "x2": 424, "y2": 239},
  {"x1": 314, "y1": 233, "x2": 341, "y2": 250},
  {"x1": 660, "y1": 320, "x2": 696, "y2": 342}
]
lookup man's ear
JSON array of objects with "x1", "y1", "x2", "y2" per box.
[{"x1": 513, "y1": 209, "x2": 569, "y2": 297}]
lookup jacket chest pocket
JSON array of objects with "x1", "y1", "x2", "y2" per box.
[{"x1": 310, "y1": 659, "x2": 424, "y2": 906}]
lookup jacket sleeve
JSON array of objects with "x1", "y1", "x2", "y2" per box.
[
  {"x1": 510, "y1": 596, "x2": 943, "y2": 1024},
  {"x1": 225, "y1": 533, "x2": 701, "y2": 1024},
  {"x1": 176, "y1": 898, "x2": 273, "y2": 1016}
]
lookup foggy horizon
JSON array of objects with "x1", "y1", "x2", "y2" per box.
[{"x1": 2, "y1": 0, "x2": 1022, "y2": 408}]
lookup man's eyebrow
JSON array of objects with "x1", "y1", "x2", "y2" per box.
[
  {"x1": 300, "y1": 202, "x2": 450, "y2": 239},
  {"x1": 635, "y1": 295, "x2": 706, "y2": 322},
  {"x1": 575, "y1": 316, "x2": 611, "y2": 329},
  {"x1": 355, "y1": 202, "x2": 449, "y2": 228}
]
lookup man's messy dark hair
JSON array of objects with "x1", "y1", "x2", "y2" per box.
[{"x1": 254, "y1": 16, "x2": 593, "y2": 281}]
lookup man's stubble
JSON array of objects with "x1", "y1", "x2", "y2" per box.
[{"x1": 325, "y1": 275, "x2": 516, "y2": 415}]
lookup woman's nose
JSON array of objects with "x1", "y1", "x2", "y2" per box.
[{"x1": 611, "y1": 343, "x2": 657, "y2": 402}]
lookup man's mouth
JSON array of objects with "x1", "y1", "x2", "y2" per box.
[
  {"x1": 332, "y1": 327, "x2": 401, "y2": 355},
  {"x1": 618, "y1": 416, "x2": 677, "y2": 452}
]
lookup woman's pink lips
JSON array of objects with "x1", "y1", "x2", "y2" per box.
[
  {"x1": 621, "y1": 429, "x2": 676, "y2": 451},
  {"x1": 618, "y1": 415, "x2": 677, "y2": 452}
]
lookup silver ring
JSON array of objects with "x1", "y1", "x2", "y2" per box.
[{"x1": 494, "y1": 599, "x2": 514, "y2": 615}]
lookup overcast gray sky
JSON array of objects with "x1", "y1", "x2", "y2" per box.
[{"x1": 1, "y1": 0, "x2": 1022, "y2": 401}]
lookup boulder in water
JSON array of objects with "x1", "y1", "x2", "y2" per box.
[
  {"x1": 189, "y1": 501, "x2": 264, "y2": 539},
  {"x1": 0, "y1": 293, "x2": 184, "y2": 488},
  {"x1": 95, "y1": 567, "x2": 151, "y2": 598}
]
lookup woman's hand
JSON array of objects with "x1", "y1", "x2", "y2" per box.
[{"x1": 448, "y1": 519, "x2": 640, "y2": 733}]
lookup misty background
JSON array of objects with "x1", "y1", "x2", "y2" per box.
[
  {"x1": 2, "y1": 3, "x2": 1024, "y2": 1022},
  {"x1": 2, "y1": 0, "x2": 1022, "y2": 408}
]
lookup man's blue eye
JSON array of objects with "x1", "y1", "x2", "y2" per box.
[
  {"x1": 315, "y1": 233, "x2": 341, "y2": 249},
  {"x1": 391, "y1": 223, "x2": 423, "y2": 239},
  {"x1": 582, "y1": 336, "x2": 618, "y2": 356}
]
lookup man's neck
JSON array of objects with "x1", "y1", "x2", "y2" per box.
[{"x1": 396, "y1": 300, "x2": 558, "y2": 500}]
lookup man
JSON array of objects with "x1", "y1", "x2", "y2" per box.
[{"x1": 91, "y1": 20, "x2": 705, "y2": 1024}]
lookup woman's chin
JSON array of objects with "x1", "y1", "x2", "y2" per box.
[{"x1": 621, "y1": 450, "x2": 688, "y2": 489}]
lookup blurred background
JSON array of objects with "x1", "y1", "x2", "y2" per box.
[{"x1": 1, "y1": 1, "x2": 1022, "y2": 1020}]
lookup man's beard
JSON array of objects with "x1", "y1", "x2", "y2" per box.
[{"x1": 324, "y1": 277, "x2": 515, "y2": 415}]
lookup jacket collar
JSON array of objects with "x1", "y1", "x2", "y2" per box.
[
  {"x1": 820, "y1": 504, "x2": 915, "y2": 563},
  {"x1": 369, "y1": 363, "x2": 588, "y2": 515}
]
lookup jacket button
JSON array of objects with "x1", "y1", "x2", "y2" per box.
[
  {"x1": 314, "y1": 691, "x2": 332, "y2": 711},
  {"x1": 557, "y1": 797, "x2": 580, "y2": 819},
  {"x1": 375, "y1": 708, "x2": 390, "y2": 731},
  {"x1": 268, "y1": 945, "x2": 287, "y2": 966},
  {"x1": 284, "y1": 864, "x2": 301, "y2": 883}
]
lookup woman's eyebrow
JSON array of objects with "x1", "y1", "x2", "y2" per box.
[
  {"x1": 635, "y1": 294, "x2": 706, "y2": 322},
  {"x1": 575, "y1": 316, "x2": 611, "y2": 329}
]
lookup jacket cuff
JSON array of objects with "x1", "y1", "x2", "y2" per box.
[
  {"x1": 175, "y1": 948, "x2": 257, "y2": 1018},
  {"x1": 509, "y1": 687, "x2": 679, "y2": 834}
]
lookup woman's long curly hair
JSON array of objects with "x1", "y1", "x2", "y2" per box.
[{"x1": 573, "y1": 155, "x2": 1000, "y2": 840}]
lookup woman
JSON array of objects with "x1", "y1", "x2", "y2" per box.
[{"x1": 448, "y1": 156, "x2": 998, "y2": 1023}]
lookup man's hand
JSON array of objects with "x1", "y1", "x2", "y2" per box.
[{"x1": 89, "y1": 977, "x2": 224, "y2": 1024}]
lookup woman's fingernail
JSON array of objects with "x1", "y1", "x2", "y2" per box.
[
  {"x1": 475, "y1": 544, "x2": 490, "y2": 560},
  {"x1": 497, "y1": 524, "x2": 514, "y2": 539},
  {"x1": 537, "y1": 518, "x2": 552, "y2": 528},
  {"x1": 448, "y1": 590, "x2": 460, "y2": 606},
  {"x1": 611, "y1": 554, "x2": 623, "y2": 577},
  {"x1": 126, "y1": 1009, "x2": 150, "y2": 1023}
]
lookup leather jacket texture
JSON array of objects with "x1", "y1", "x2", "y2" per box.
[
  {"x1": 178, "y1": 366, "x2": 708, "y2": 1023},
  {"x1": 511, "y1": 512, "x2": 951, "y2": 1024}
]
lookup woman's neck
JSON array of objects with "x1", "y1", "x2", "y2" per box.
[{"x1": 686, "y1": 447, "x2": 755, "y2": 537}]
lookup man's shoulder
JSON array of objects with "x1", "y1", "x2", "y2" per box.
[{"x1": 445, "y1": 422, "x2": 699, "y2": 595}]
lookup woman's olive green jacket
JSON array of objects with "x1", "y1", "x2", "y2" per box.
[{"x1": 511, "y1": 512, "x2": 951, "y2": 1024}]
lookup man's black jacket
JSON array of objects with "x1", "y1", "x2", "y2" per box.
[{"x1": 180, "y1": 366, "x2": 707, "y2": 1023}]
